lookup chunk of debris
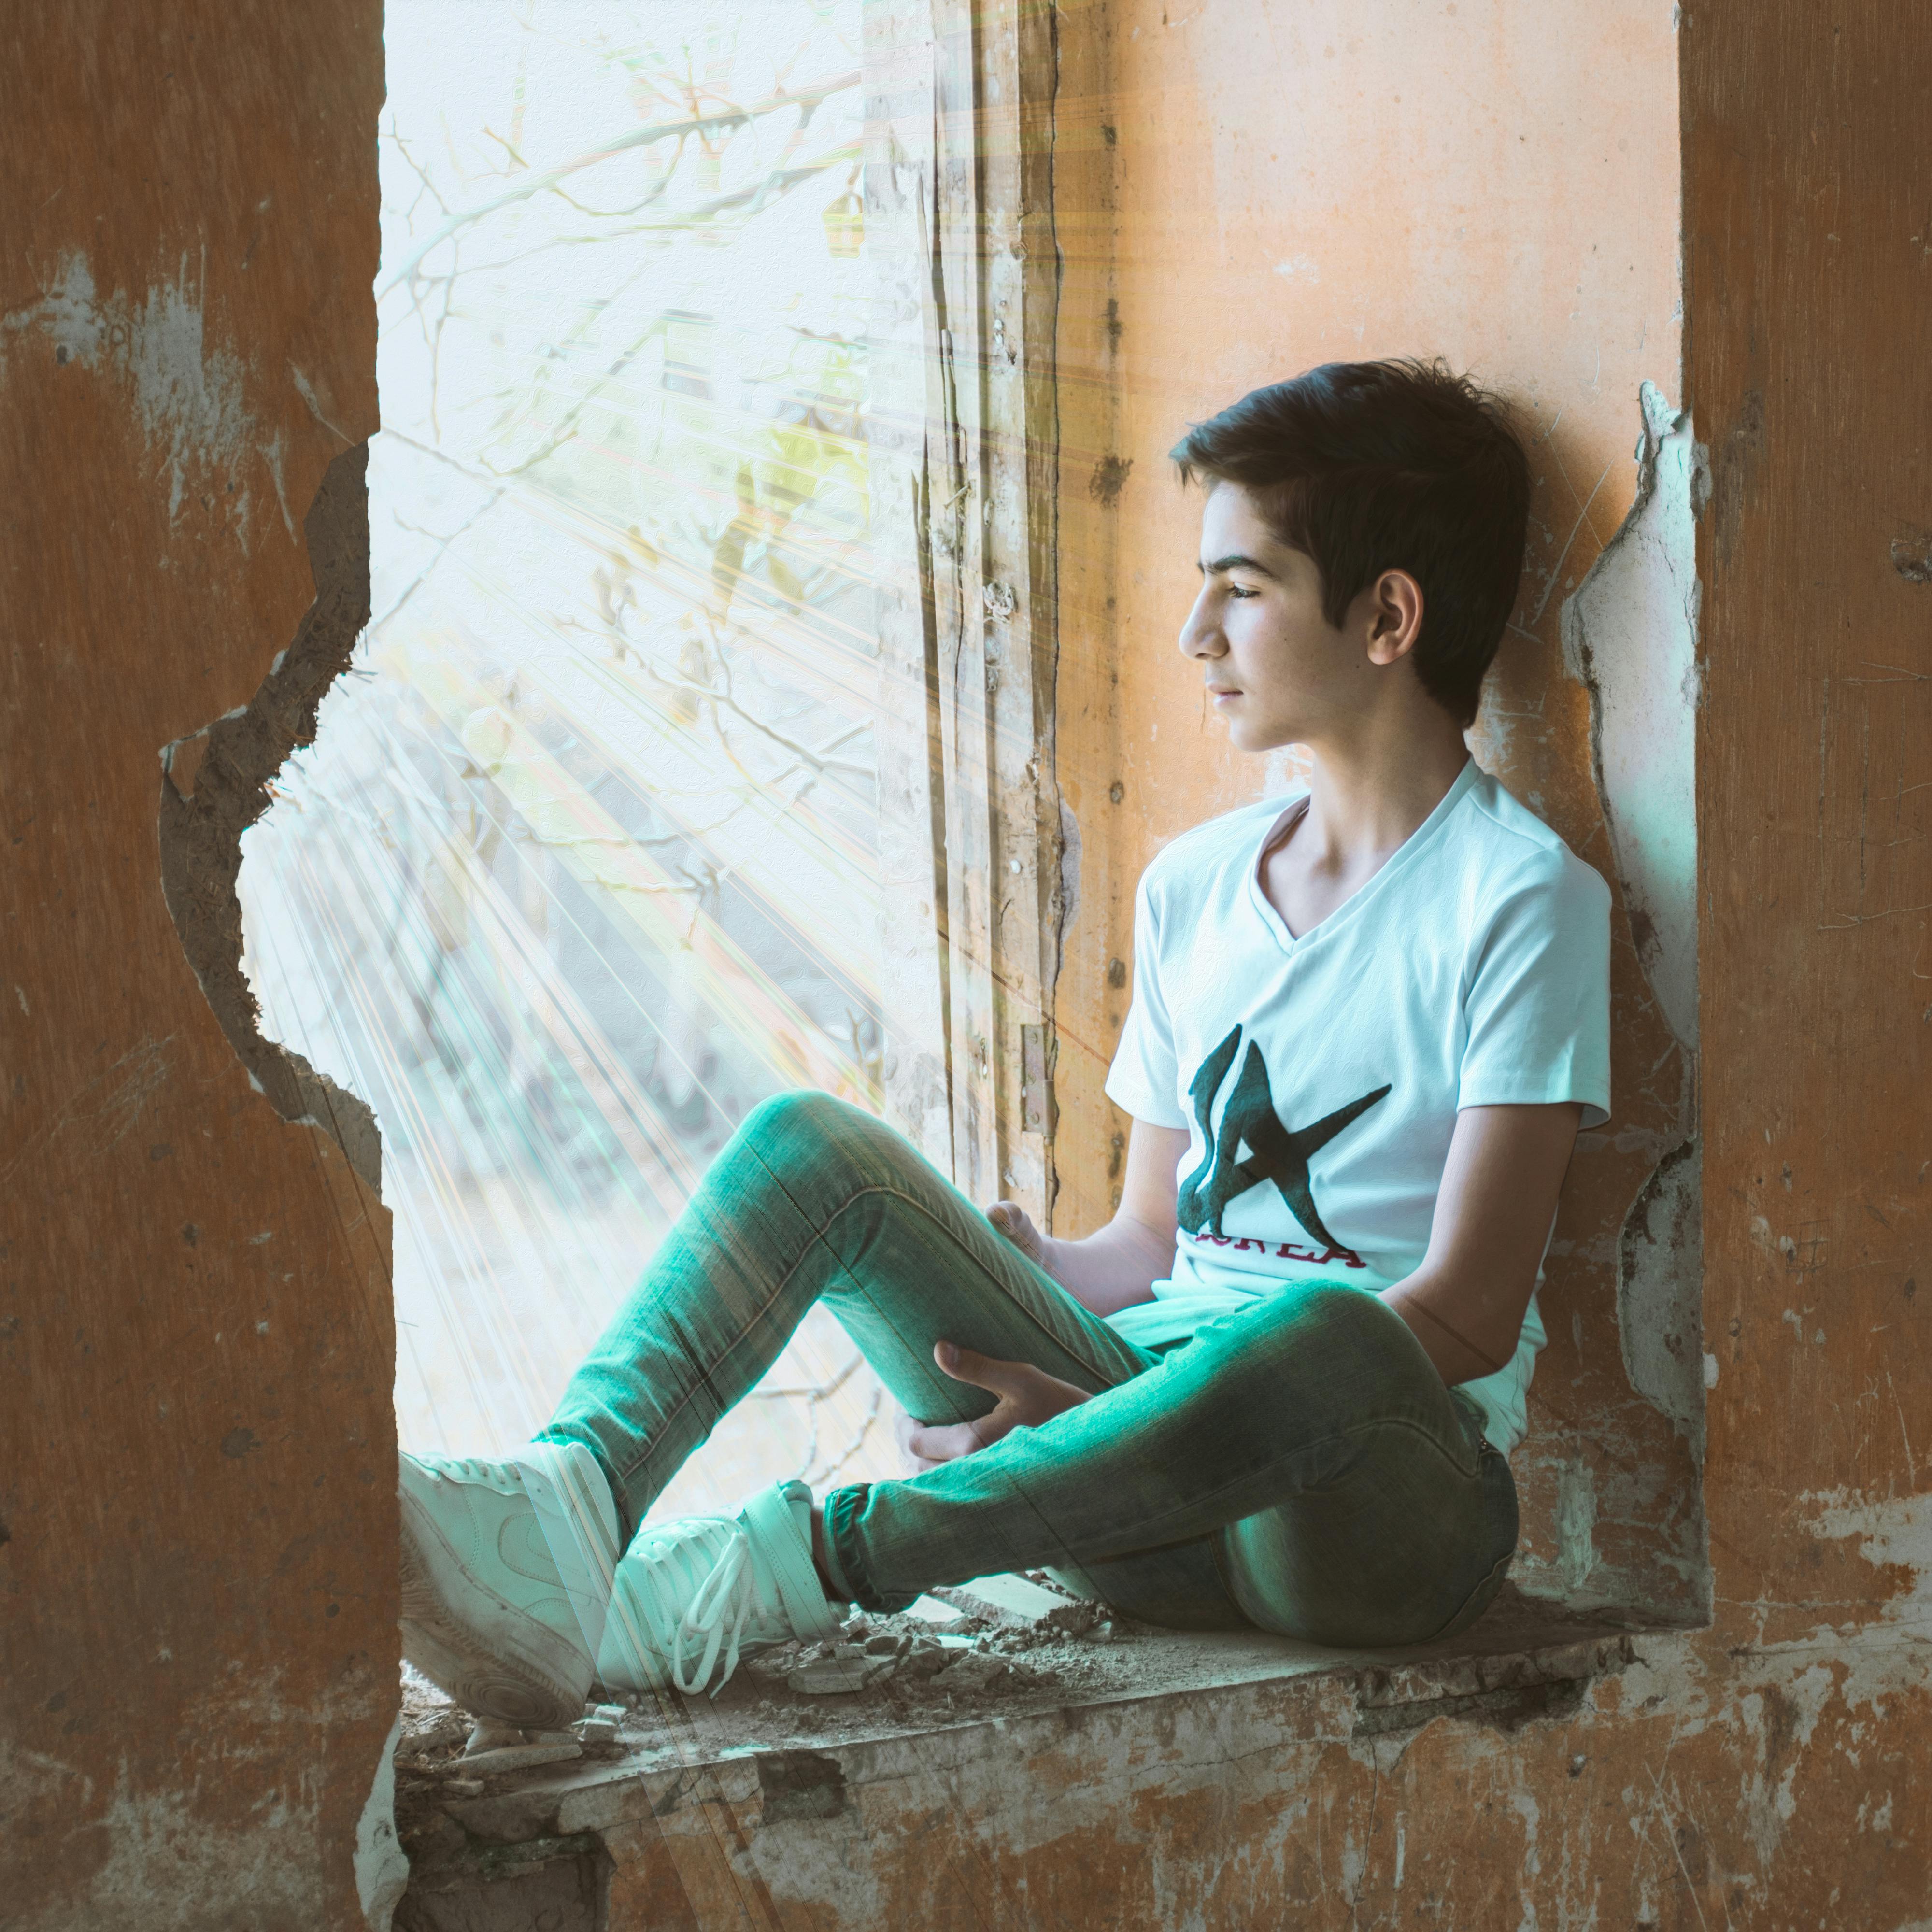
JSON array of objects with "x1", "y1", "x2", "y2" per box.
[
  {"x1": 934, "y1": 1650, "x2": 1009, "y2": 1693},
  {"x1": 933, "y1": 1573, "x2": 1099, "y2": 1636},
  {"x1": 395, "y1": 1709, "x2": 469, "y2": 1762},
  {"x1": 895, "y1": 1640, "x2": 951, "y2": 1683},
  {"x1": 453, "y1": 1739, "x2": 583, "y2": 1775},
  {"x1": 463, "y1": 1720, "x2": 526, "y2": 1758},
  {"x1": 788, "y1": 1653, "x2": 890, "y2": 1696},
  {"x1": 903, "y1": 1593, "x2": 974, "y2": 1631},
  {"x1": 574, "y1": 1704, "x2": 625, "y2": 1745}
]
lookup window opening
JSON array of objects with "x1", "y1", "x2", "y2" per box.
[{"x1": 241, "y1": 0, "x2": 900, "y2": 1519}]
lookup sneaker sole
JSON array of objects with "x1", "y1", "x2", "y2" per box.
[{"x1": 398, "y1": 1492, "x2": 584, "y2": 1731}]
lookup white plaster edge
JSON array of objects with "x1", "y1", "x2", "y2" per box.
[
  {"x1": 1563, "y1": 379, "x2": 1703, "y2": 1054},
  {"x1": 355, "y1": 1707, "x2": 409, "y2": 1932}
]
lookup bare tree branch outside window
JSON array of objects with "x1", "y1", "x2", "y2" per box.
[{"x1": 239, "y1": 0, "x2": 898, "y2": 1514}]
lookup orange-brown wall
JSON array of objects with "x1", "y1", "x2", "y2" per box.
[
  {"x1": 1688, "y1": 0, "x2": 1932, "y2": 1667},
  {"x1": 1053, "y1": 0, "x2": 1701, "y2": 1617},
  {"x1": 0, "y1": 8, "x2": 394, "y2": 1929}
]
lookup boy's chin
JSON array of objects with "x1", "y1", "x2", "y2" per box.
[{"x1": 1222, "y1": 717, "x2": 1298, "y2": 756}]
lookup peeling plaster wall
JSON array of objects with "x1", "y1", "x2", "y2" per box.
[
  {"x1": 1565, "y1": 386, "x2": 1707, "y2": 1467},
  {"x1": 1565, "y1": 384, "x2": 1704, "y2": 1060},
  {"x1": 1, "y1": 10, "x2": 392, "y2": 1929},
  {"x1": 158, "y1": 443, "x2": 384, "y2": 1193}
]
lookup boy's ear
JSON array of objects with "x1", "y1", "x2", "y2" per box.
[{"x1": 1363, "y1": 569, "x2": 1425, "y2": 667}]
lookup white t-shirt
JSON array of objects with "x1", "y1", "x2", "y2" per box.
[{"x1": 1102, "y1": 759, "x2": 1611, "y2": 1453}]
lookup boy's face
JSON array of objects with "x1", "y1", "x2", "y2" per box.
[{"x1": 1179, "y1": 481, "x2": 1397, "y2": 754}]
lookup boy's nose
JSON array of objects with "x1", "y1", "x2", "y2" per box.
[{"x1": 1178, "y1": 588, "x2": 1223, "y2": 659}]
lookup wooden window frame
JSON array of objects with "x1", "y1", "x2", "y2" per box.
[{"x1": 866, "y1": 0, "x2": 1066, "y2": 1220}]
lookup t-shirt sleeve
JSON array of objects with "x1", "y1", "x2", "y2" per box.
[
  {"x1": 1103, "y1": 868, "x2": 1188, "y2": 1128},
  {"x1": 1458, "y1": 853, "x2": 1613, "y2": 1127}
]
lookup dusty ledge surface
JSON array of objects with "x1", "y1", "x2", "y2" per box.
[{"x1": 394, "y1": 1581, "x2": 1688, "y2": 1899}]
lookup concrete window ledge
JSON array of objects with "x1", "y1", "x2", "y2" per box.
[{"x1": 392, "y1": 1585, "x2": 1689, "y2": 1929}]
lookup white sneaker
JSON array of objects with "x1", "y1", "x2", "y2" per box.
[
  {"x1": 398, "y1": 1441, "x2": 621, "y2": 1729},
  {"x1": 597, "y1": 1479, "x2": 840, "y2": 1696}
]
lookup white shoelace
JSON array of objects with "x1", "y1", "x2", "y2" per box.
[
  {"x1": 418, "y1": 1453, "x2": 506, "y2": 1484},
  {"x1": 610, "y1": 1518, "x2": 780, "y2": 1696},
  {"x1": 676, "y1": 1529, "x2": 767, "y2": 1694}
]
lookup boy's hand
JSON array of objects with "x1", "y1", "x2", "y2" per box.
[
  {"x1": 893, "y1": 1341, "x2": 1091, "y2": 1472},
  {"x1": 983, "y1": 1198, "x2": 1051, "y2": 1274}
]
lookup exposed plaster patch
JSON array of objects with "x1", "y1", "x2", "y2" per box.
[
  {"x1": 157, "y1": 444, "x2": 383, "y2": 1190},
  {"x1": 1554, "y1": 1457, "x2": 1599, "y2": 1594},
  {"x1": 356, "y1": 1709, "x2": 410, "y2": 1931},
  {"x1": 1737, "y1": 1661, "x2": 1838, "y2": 1869},
  {"x1": 1802, "y1": 1491, "x2": 1932, "y2": 1637},
  {"x1": 1563, "y1": 386, "x2": 1711, "y2": 1605},
  {"x1": 1619, "y1": 1135, "x2": 1706, "y2": 1457},
  {"x1": 1891, "y1": 529, "x2": 1932, "y2": 583},
  {"x1": 1563, "y1": 381, "x2": 1701, "y2": 1053},
  {"x1": 3, "y1": 1759, "x2": 325, "y2": 1931},
  {"x1": 1, "y1": 253, "x2": 283, "y2": 548}
]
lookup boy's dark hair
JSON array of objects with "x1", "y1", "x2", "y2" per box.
[{"x1": 1170, "y1": 359, "x2": 1530, "y2": 729}]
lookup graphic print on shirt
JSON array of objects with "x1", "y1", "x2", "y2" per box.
[{"x1": 1176, "y1": 1024, "x2": 1391, "y2": 1262}]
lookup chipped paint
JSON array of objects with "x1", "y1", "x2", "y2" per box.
[
  {"x1": 1, "y1": 253, "x2": 282, "y2": 545},
  {"x1": 1556, "y1": 383, "x2": 1710, "y2": 1602},
  {"x1": 1554, "y1": 1456, "x2": 1600, "y2": 1594},
  {"x1": 1802, "y1": 1491, "x2": 1932, "y2": 1636},
  {"x1": 355, "y1": 1710, "x2": 409, "y2": 1931},
  {"x1": 1563, "y1": 382, "x2": 1702, "y2": 1054},
  {"x1": 402, "y1": 1617, "x2": 1932, "y2": 1927},
  {"x1": 5, "y1": 1759, "x2": 326, "y2": 1931},
  {"x1": 156, "y1": 443, "x2": 384, "y2": 1190},
  {"x1": 1619, "y1": 1133, "x2": 1706, "y2": 1457}
]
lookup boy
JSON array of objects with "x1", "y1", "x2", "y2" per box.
[{"x1": 398, "y1": 358, "x2": 1610, "y2": 1726}]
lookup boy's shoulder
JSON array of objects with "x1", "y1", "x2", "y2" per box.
[
  {"x1": 1136, "y1": 793, "x2": 1291, "y2": 906},
  {"x1": 1135, "y1": 769, "x2": 1609, "y2": 927},
  {"x1": 1456, "y1": 770, "x2": 1611, "y2": 909}
]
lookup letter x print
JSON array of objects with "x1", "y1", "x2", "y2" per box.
[{"x1": 1176, "y1": 1024, "x2": 1390, "y2": 1249}]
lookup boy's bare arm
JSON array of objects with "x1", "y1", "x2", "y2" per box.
[
  {"x1": 1381, "y1": 1101, "x2": 1582, "y2": 1385},
  {"x1": 983, "y1": 1118, "x2": 1188, "y2": 1316},
  {"x1": 893, "y1": 1121, "x2": 1187, "y2": 1469}
]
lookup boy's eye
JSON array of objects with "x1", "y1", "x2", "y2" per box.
[{"x1": 1228, "y1": 583, "x2": 1261, "y2": 599}]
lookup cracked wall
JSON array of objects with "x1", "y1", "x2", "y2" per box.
[
  {"x1": 158, "y1": 443, "x2": 384, "y2": 1195},
  {"x1": 1563, "y1": 384, "x2": 1708, "y2": 1487},
  {"x1": 1, "y1": 8, "x2": 394, "y2": 1930}
]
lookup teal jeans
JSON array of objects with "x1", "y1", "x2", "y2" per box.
[{"x1": 540, "y1": 1092, "x2": 1517, "y2": 1647}]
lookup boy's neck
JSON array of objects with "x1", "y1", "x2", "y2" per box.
[{"x1": 1291, "y1": 708, "x2": 1472, "y2": 868}]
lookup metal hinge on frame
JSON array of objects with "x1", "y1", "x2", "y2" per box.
[{"x1": 1020, "y1": 1023, "x2": 1057, "y2": 1138}]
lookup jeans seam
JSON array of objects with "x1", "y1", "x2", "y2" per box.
[{"x1": 607, "y1": 1178, "x2": 1141, "y2": 1494}]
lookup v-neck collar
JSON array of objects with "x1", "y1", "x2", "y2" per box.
[{"x1": 1246, "y1": 758, "x2": 1480, "y2": 957}]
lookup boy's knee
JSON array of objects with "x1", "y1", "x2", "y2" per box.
[
  {"x1": 739, "y1": 1088, "x2": 854, "y2": 1145},
  {"x1": 734, "y1": 1091, "x2": 900, "y2": 1186},
  {"x1": 1194, "y1": 1280, "x2": 1407, "y2": 1377}
]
